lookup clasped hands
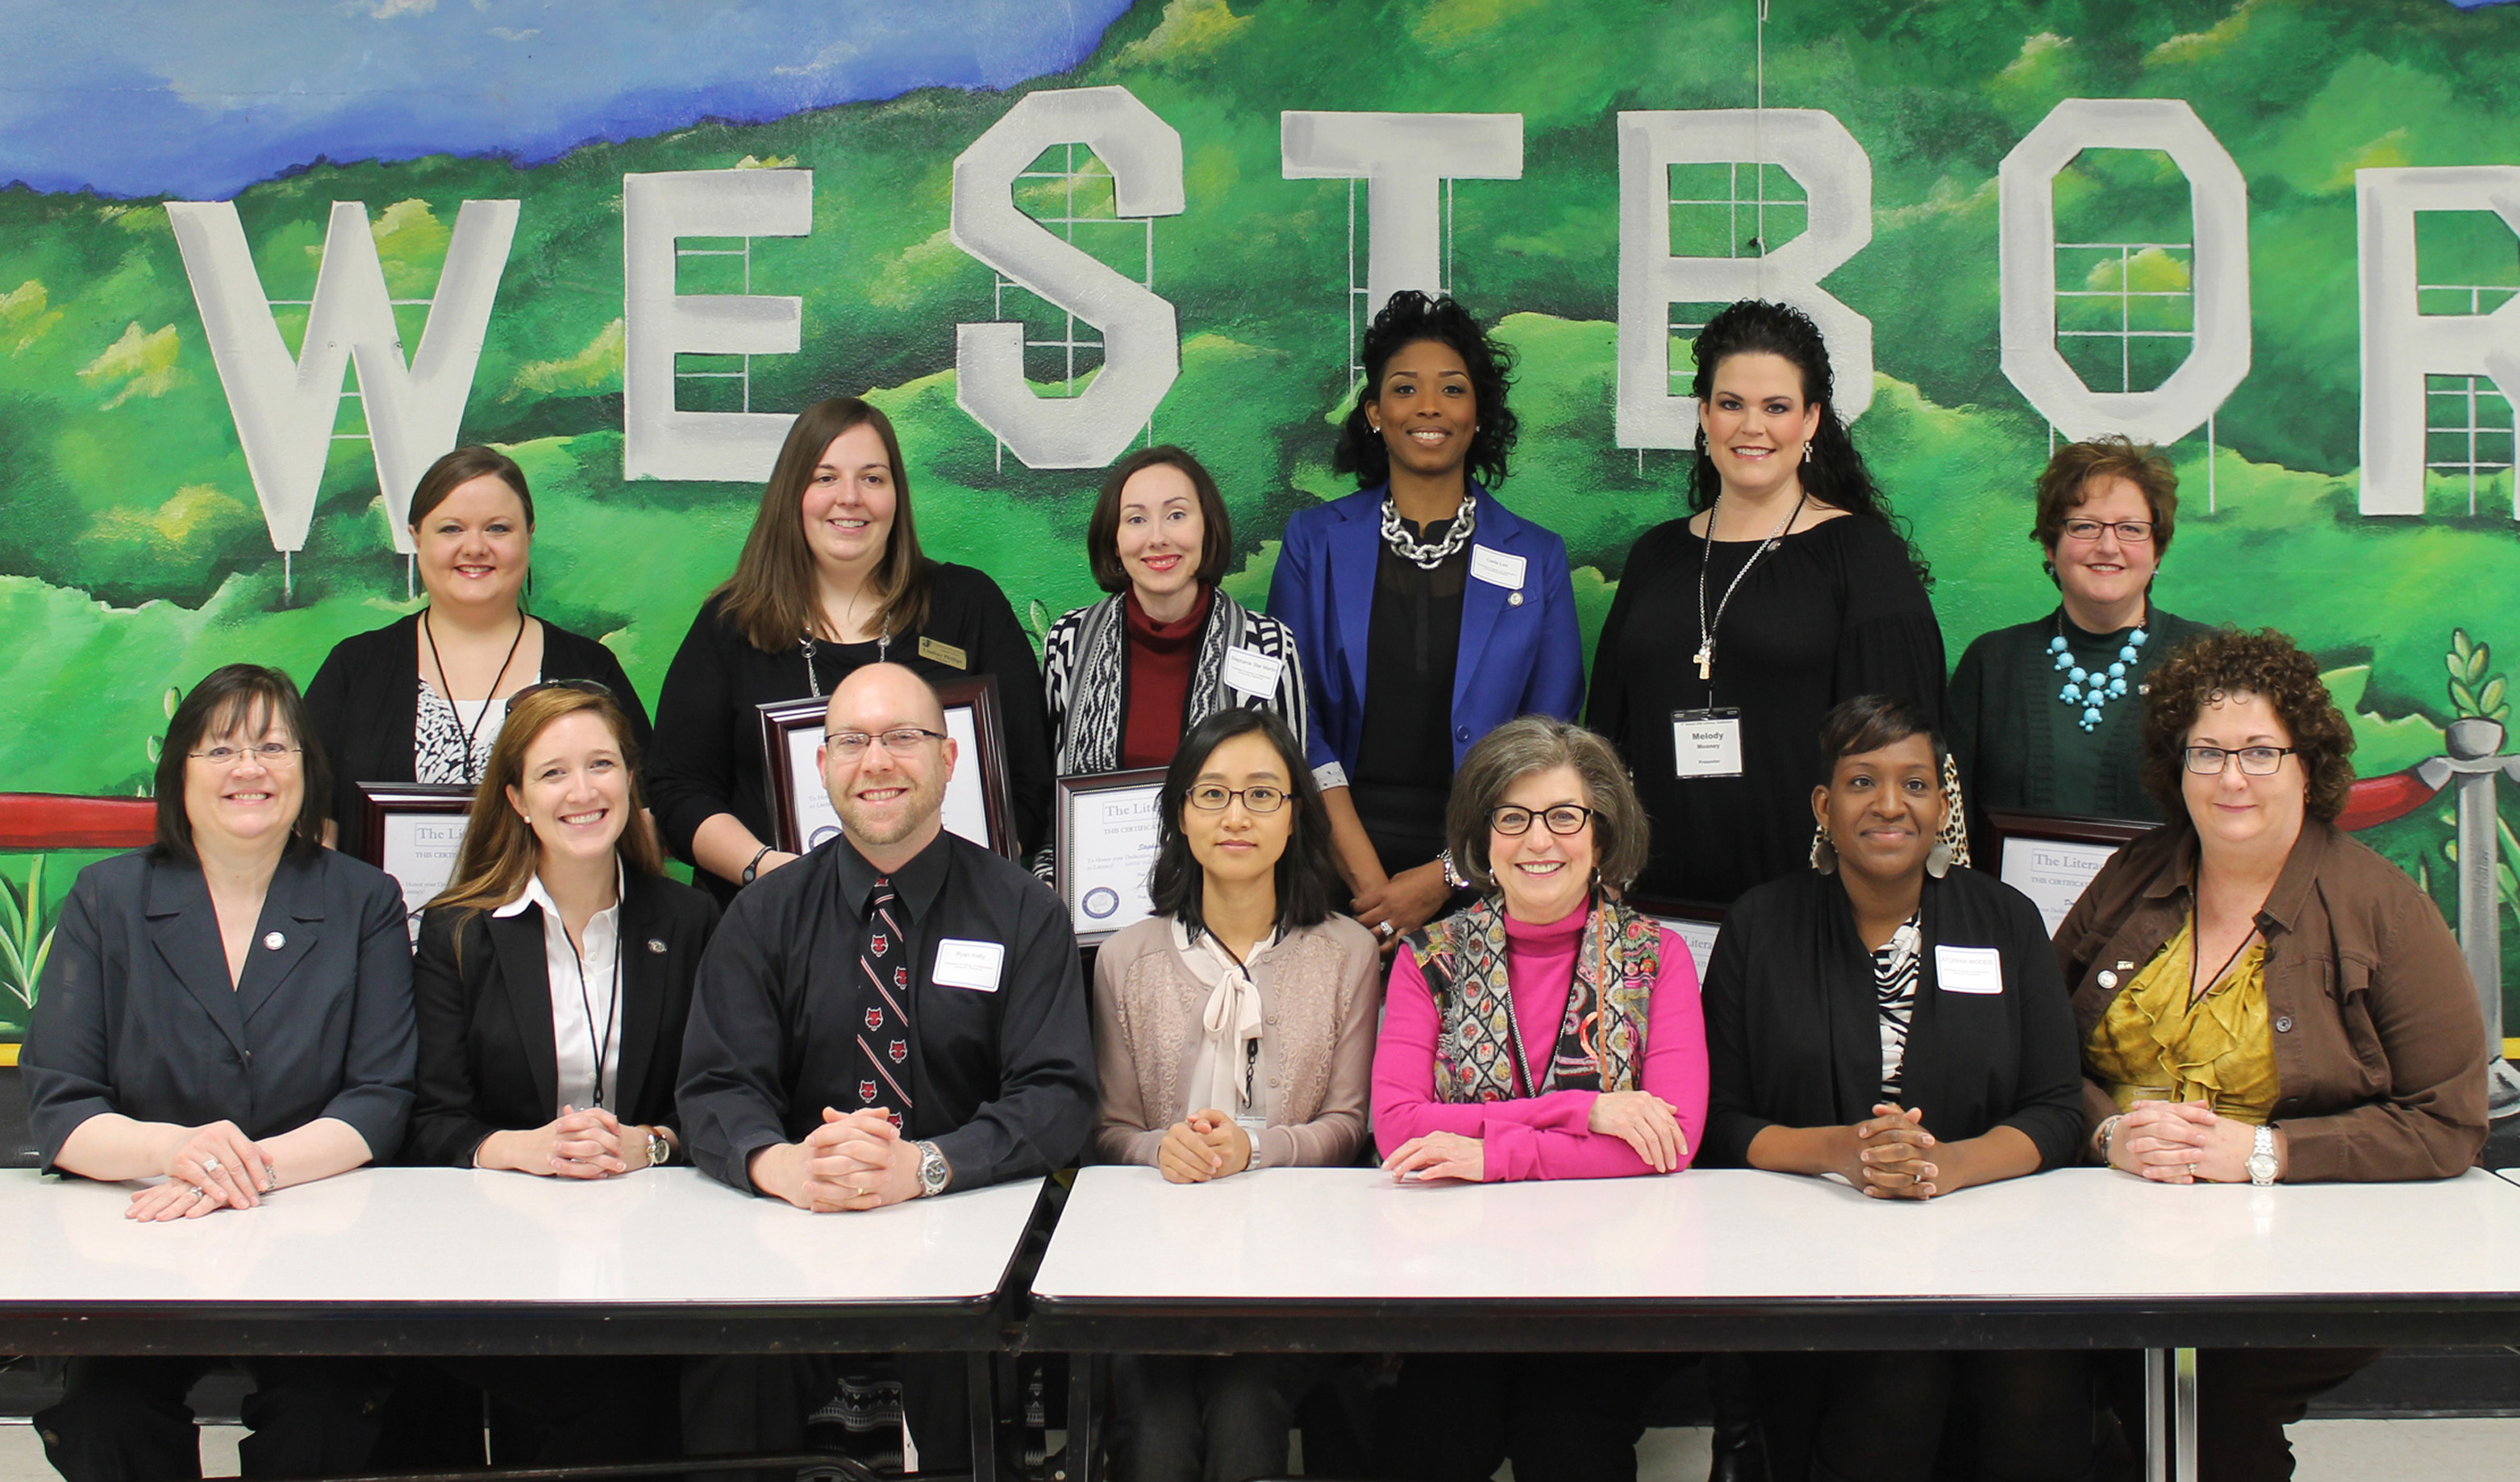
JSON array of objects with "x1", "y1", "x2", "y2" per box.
[
  {"x1": 1158, "y1": 1109, "x2": 1254, "y2": 1184},
  {"x1": 1843, "y1": 1104, "x2": 1942, "y2": 1201},
  {"x1": 2104, "y1": 1099, "x2": 2262, "y2": 1184},
  {"x1": 477, "y1": 1105, "x2": 660, "y2": 1179},
  {"x1": 753, "y1": 1107, "x2": 921, "y2": 1212},
  {"x1": 128, "y1": 1120, "x2": 276, "y2": 1222},
  {"x1": 1381, "y1": 1090, "x2": 1689, "y2": 1184},
  {"x1": 1351, "y1": 862, "x2": 1453, "y2": 955}
]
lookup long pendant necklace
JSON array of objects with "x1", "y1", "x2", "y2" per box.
[
  {"x1": 801, "y1": 618, "x2": 893, "y2": 699},
  {"x1": 2051, "y1": 606, "x2": 2149, "y2": 733},
  {"x1": 1693, "y1": 491, "x2": 1805, "y2": 682},
  {"x1": 422, "y1": 606, "x2": 527, "y2": 785}
]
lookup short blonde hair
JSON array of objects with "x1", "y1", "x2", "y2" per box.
[{"x1": 1444, "y1": 717, "x2": 1652, "y2": 894}]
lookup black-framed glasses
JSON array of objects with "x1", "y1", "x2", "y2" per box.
[
  {"x1": 1490, "y1": 804, "x2": 1593, "y2": 836},
  {"x1": 1187, "y1": 784, "x2": 1287, "y2": 814},
  {"x1": 510, "y1": 678, "x2": 614, "y2": 702},
  {"x1": 189, "y1": 742, "x2": 301, "y2": 768},
  {"x1": 2061, "y1": 518, "x2": 2155, "y2": 543},
  {"x1": 2184, "y1": 745, "x2": 2297, "y2": 776},
  {"x1": 827, "y1": 726, "x2": 948, "y2": 759}
]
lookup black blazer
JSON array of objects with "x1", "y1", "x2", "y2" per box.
[
  {"x1": 23, "y1": 847, "x2": 418, "y2": 1172},
  {"x1": 1701, "y1": 864, "x2": 2085, "y2": 1172},
  {"x1": 303, "y1": 612, "x2": 654, "y2": 860},
  {"x1": 406, "y1": 871, "x2": 719, "y2": 1168}
]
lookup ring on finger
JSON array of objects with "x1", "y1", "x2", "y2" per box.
[
  {"x1": 1373, "y1": 921, "x2": 1394, "y2": 939},
  {"x1": 201, "y1": 1156, "x2": 224, "y2": 1176},
  {"x1": 189, "y1": 1184, "x2": 209, "y2": 1201}
]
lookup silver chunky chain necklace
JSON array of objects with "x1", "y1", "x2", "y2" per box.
[{"x1": 1379, "y1": 491, "x2": 1477, "y2": 571}]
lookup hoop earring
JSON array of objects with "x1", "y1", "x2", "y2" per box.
[{"x1": 1809, "y1": 824, "x2": 1838, "y2": 875}]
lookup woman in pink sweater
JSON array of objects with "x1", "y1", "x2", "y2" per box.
[{"x1": 1369, "y1": 715, "x2": 1710, "y2": 1482}]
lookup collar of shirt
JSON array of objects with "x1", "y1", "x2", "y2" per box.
[
  {"x1": 829, "y1": 827, "x2": 955, "y2": 922},
  {"x1": 492, "y1": 859, "x2": 627, "y2": 933}
]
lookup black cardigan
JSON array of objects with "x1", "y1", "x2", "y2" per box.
[
  {"x1": 404, "y1": 870, "x2": 719, "y2": 1168},
  {"x1": 1701, "y1": 864, "x2": 2085, "y2": 1172},
  {"x1": 645, "y1": 562, "x2": 1053, "y2": 899},
  {"x1": 302, "y1": 613, "x2": 652, "y2": 861}
]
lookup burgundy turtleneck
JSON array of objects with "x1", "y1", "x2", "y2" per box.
[{"x1": 1121, "y1": 584, "x2": 1213, "y2": 769}]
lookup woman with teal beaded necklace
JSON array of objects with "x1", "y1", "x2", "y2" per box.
[{"x1": 1947, "y1": 436, "x2": 2217, "y2": 846}]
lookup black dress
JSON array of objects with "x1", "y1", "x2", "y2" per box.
[
  {"x1": 1350, "y1": 520, "x2": 1468, "y2": 877},
  {"x1": 303, "y1": 613, "x2": 651, "y2": 861},
  {"x1": 1587, "y1": 514, "x2": 1944, "y2": 908},
  {"x1": 645, "y1": 561, "x2": 1053, "y2": 900}
]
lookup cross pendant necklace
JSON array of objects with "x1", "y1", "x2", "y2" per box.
[{"x1": 1694, "y1": 644, "x2": 1713, "y2": 681}]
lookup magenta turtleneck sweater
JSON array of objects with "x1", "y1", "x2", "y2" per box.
[{"x1": 1371, "y1": 901, "x2": 1710, "y2": 1181}]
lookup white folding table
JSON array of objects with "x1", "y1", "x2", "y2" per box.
[{"x1": 1030, "y1": 1165, "x2": 2520, "y2": 1482}]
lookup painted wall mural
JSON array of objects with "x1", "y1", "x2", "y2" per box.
[{"x1": 2, "y1": 0, "x2": 2519, "y2": 1064}]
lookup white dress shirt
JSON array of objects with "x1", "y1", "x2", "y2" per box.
[{"x1": 492, "y1": 865, "x2": 624, "y2": 1117}]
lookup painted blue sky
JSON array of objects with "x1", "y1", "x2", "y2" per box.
[{"x1": 0, "y1": 0, "x2": 1136, "y2": 199}]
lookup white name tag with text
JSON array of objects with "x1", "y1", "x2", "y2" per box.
[
  {"x1": 1670, "y1": 709, "x2": 1743, "y2": 778},
  {"x1": 1469, "y1": 544, "x2": 1527, "y2": 591},
  {"x1": 1935, "y1": 945, "x2": 2005, "y2": 995},
  {"x1": 933, "y1": 939, "x2": 1006, "y2": 993},
  {"x1": 1221, "y1": 645, "x2": 1284, "y2": 698}
]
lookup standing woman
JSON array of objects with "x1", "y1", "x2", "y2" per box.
[
  {"x1": 25, "y1": 664, "x2": 415, "y2": 1481},
  {"x1": 1268, "y1": 292, "x2": 1582, "y2": 950},
  {"x1": 306, "y1": 446, "x2": 650, "y2": 861},
  {"x1": 1947, "y1": 435, "x2": 2215, "y2": 844},
  {"x1": 1701, "y1": 696, "x2": 2089, "y2": 1482},
  {"x1": 647, "y1": 397, "x2": 1053, "y2": 899},
  {"x1": 403, "y1": 681, "x2": 712, "y2": 1466},
  {"x1": 1589, "y1": 299, "x2": 1946, "y2": 909},
  {"x1": 1090, "y1": 708, "x2": 1379, "y2": 1482},
  {"x1": 1043, "y1": 445, "x2": 1308, "y2": 777}
]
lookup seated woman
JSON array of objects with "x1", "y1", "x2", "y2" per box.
[
  {"x1": 1043, "y1": 445, "x2": 1308, "y2": 776},
  {"x1": 1702, "y1": 695, "x2": 2089, "y2": 1482},
  {"x1": 1946, "y1": 435, "x2": 2214, "y2": 843},
  {"x1": 23, "y1": 664, "x2": 415, "y2": 1482},
  {"x1": 1090, "y1": 707, "x2": 1379, "y2": 1482},
  {"x1": 403, "y1": 680, "x2": 713, "y2": 1464},
  {"x1": 306, "y1": 445, "x2": 650, "y2": 860},
  {"x1": 2061, "y1": 628, "x2": 2487, "y2": 1480},
  {"x1": 1370, "y1": 716, "x2": 1706, "y2": 1482}
]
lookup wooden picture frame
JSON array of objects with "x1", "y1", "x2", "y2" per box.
[
  {"x1": 756, "y1": 672, "x2": 1019, "y2": 859},
  {"x1": 1981, "y1": 810, "x2": 2157, "y2": 933},
  {"x1": 1053, "y1": 768, "x2": 1168, "y2": 946},
  {"x1": 356, "y1": 781, "x2": 476, "y2": 932},
  {"x1": 1625, "y1": 893, "x2": 1726, "y2": 977}
]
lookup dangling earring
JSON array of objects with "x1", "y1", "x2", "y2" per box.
[
  {"x1": 1802, "y1": 443, "x2": 1814, "y2": 464},
  {"x1": 1925, "y1": 841, "x2": 1954, "y2": 879},
  {"x1": 1810, "y1": 823, "x2": 1839, "y2": 874}
]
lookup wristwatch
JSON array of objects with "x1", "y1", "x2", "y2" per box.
[
  {"x1": 2246, "y1": 1125, "x2": 2278, "y2": 1186},
  {"x1": 914, "y1": 1140, "x2": 951, "y2": 1198},
  {"x1": 643, "y1": 1126, "x2": 673, "y2": 1168}
]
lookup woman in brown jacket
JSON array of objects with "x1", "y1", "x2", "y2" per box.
[
  {"x1": 2054, "y1": 627, "x2": 2487, "y2": 1481},
  {"x1": 1091, "y1": 706, "x2": 1381, "y2": 1482}
]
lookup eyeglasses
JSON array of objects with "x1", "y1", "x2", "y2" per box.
[
  {"x1": 1490, "y1": 804, "x2": 1594, "y2": 836},
  {"x1": 1187, "y1": 784, "x2": 1287, "y2": 814},
  {"x1": 827, "y1": 727, "x2": 947, "y2": 759},
  {"x1": 190, "y1": 742, "x2": 301, "y2": 768},
  {"x1": 2061, "y1": 518, "x2": 2155, "y2": 543},
  {"x1": 2184, "y1": 745, "x2": 2297, "y2": 776}
]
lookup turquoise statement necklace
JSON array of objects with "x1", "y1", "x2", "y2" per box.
[{"x1": 2052, "y1": 608, "x2": 2148, "y2": 733}]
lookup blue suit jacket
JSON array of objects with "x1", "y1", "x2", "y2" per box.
[{"x1": 1267, "y1": 482, "x2": 1584, "y2": 785}]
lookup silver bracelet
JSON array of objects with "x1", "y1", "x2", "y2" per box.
[{"x1": 2095, "y1": 1113, "x2": 2127, "y2": 1166}]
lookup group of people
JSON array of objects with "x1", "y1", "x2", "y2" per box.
[{"x1": 17, "y1": 289, "x2": 2496, "y2": 1482}]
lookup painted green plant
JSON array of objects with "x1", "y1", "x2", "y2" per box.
[
  {"x1": 0, "y1": 855, "x2": 55, "y2": 1012},
  {"x1": 2447, "y1": 630, "x2": 2510, "y2": 725}
]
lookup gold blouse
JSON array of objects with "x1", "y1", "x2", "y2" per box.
[{"x1": 2082, "y1": 917, "x2": 2279, "y2": 1126}]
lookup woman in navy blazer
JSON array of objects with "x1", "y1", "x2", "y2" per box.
[
  {"x1": 24, "y1": 664, "x2": 416, "y2": 1482},
  {"x1": 1268, "y1": 292, "x2": 1582, "y2": 948}
]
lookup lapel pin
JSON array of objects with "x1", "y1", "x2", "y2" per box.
[
  {"x1": 1507, "y1": 590, "x2": 1523, "y2": 606},
  {"x1": 648, "y1": 938, "x2": 669, "y2": 954},
  {"x1": 2098, "y1": 970, "x2": 2118, "y2": 989},
  {"x1": 262, "y1": 931, "x2": 285, "y2": 951}
]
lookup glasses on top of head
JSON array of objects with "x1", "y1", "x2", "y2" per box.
[
  {"x1": 190, "y1": 742, "x2": 301, "y2": 768},
  {"x1": 827, "y1": 726, "x2": 947, "y2": 759},
  {"x1": 2184, "y1": 745, "x2": 2297, "y2": 776},
  {"x1": 1490, "y1": 804, "x2": 1593, "y2": 836},
  {"x1": 2060, "y1": 518, "x2": 2154, "y2": 543},
  {"x1": 511, "y1": 678, "x2": 614, "y2": 702},
  {"x1": 1187, "y1": 784, "x2": 1287, "y2": 814}
]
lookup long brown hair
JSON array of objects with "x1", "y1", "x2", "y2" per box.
[
  {"x1": 713, "y1": 398, "x2": 933, "y2": 651},
  {"x1": 427, "y1": 685, "x2": 662, "y2": 927}
]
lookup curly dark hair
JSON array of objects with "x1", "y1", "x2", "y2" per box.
[
  {"x1": 1332, "y1": 291, "x2": 1518, "y2": 491},
  {"x1": 2138, "y1": 628, "x2": 2355, "y2": 823},
  {"x1": 1686, "y1": 299, "x2": 1927, "y2": 585}
]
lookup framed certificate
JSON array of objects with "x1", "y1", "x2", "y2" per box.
[
  {"x1": 1983, "y1": 811, "x2": 2156, "y2": 935},
  {"x1": 1054, "y1": 768, "x2": 1167, "y2": 945},
  {"x1": 356, "y1": 782, "x2": 476, "y2": 935},
  {"x1": 1626, "y1": 893, "x2": 1724, "y2": 976},
  {"x1": 756, "y1": 672, "x2": 1019, "y2": 859}
]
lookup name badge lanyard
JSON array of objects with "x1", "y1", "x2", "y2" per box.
[
  {"x1": 1692, "y1": 490, "x2": 1806, "y2": 700},
  {"x1": 564, "y1": 915, "x2": 623, "y2": 1110},
  {"x1": 1202, "y1": 929, "x2": 1264, "y2": 1119}
]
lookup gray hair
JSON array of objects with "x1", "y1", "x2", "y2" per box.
[{"x1": 1444, "y1": 717, "x2": 1652, "y2": 895}]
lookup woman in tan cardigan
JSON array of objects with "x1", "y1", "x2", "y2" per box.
[{"x1": 1091, "y1": 706, "x2": 1381, "y2": 1481}]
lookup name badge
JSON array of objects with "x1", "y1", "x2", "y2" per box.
[
  {"x1": 1468, "y1": 544, "x2": 1527, "y2": 592},
  {"x1": 1221, "y1": 646, "x2": 1284, "y2": 698},
  {"x1": 917, "y1": 635, "x2": 968, "y2": 670},
  {"x1": 932, "y1": 938, "x2": 1005, "y2": 992},
  {"x1": 1670, "y1": 708, "x2": 1743, "y2": 778},
  {"x1": 1935, "y1": 945, "x2": 2005, "y2": 995}
]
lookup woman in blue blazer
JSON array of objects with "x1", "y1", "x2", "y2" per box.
[
  {"x1": 24, "y1": 664, "x2": 416, "y2": 1482},
  {"x1": 1268, "y1": 291, "x2": 1583, "y2": 948}
]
